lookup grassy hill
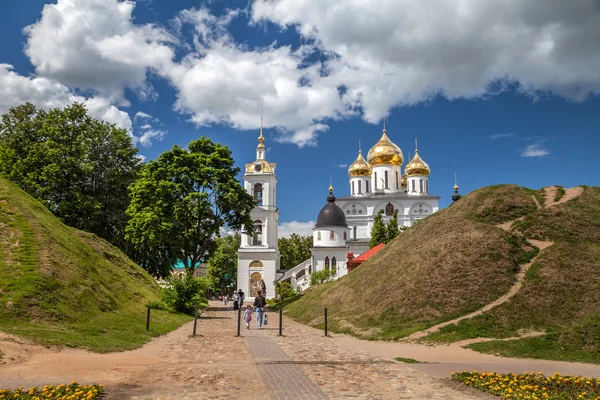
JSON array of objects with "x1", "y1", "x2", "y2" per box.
[
  {"x1": 0, "y1": 177, "x2": 191, "y2": 352},
  {"x1": 284, "y1": 185, "x2": 600, "y2": 362}
]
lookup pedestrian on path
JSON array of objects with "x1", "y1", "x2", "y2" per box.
[
  {"x1": 253, "y1": 290, "x2": 267, "y2": 329},
  {"x1": 224, "y1": 294, "x2": 229, "y2": 305},
  {"x1": 238, "y1": 289, "x2": 245, "y2": 307},
  {"x1": 243, "y1": 305, "x2": 253, "y2": 329},
  {"x1": 232, "y1": 291, "x2": 240, "y2": 311}
]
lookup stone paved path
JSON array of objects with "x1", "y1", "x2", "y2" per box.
[{"x1": 246, "y1": 335, "x2": 328, "y2": 400}]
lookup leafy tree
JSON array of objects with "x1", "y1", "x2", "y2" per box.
[
  {"x1": 125, "y1": 137, "x2": 255, "y2": 275},
  {"x1": 162, "y1": 273, "x2": 209, "y2": 314},
  {"x1": 0, "y1": 103, "x2": 141, "y2": 248},
  {"x1": 279, "y1": 234, "x2": 312, "y2": 269},
  {"x1": 275, "y1": 281, "x2": 296, "y2": 300},
  {"x1": 386, "y1": 210, "x2": 400, "y2": 242},
  {"x1": 206, "y1": 234, "x2": 240, "y2": 294},
  {"x1": 369, "y1": 210, "x2": 387, "y2": 248}
]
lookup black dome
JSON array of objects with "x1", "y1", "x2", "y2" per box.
[{"x1": 315, "y1": 193, "x2": 348, "y2": 228}]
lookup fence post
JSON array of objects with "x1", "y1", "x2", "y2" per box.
[
  {"x1": 324, "y1": 307, "x2": 328, "y2": 336},
  {"x1": 146, "y1": 306, "x2": 151, "y2": 332},
  {"x1": 278, "y1": 306, "x2": 283, "y2": 336},
  {"x1": 192, "y1": 305, "x2": 199, "y2": 337},
  {"x1": 236, "y1": 307, "x2": 241, "y2": 337}
]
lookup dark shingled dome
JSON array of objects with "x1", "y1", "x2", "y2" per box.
[{"x1": 315, "y1": 192, "x2": 348, "y2": 228}]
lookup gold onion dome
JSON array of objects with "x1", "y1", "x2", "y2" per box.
[
  {"x1": 348, "y1": 150, "x2": 372, "y2": 177},
  {"x1": 367, "y1": 123, "x2": 403, "y2": 166},
  {"x1": 405, "y1": 149, "x2": 430, "y2": 176}
]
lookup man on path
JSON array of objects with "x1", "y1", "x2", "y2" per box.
[
  {"x1": 232, "y1": 291, "x2": 240, "y2": 311},
  {"x1": 253, "y1": 290, "x2": 267, "y2": 329},
  {"x1": 238, "y1": 289, "x2": 245, "y2": 307}
]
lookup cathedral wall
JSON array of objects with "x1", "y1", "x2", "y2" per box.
[{"x1": 371, "y1": 165, "x2": 402, "y2": 192}]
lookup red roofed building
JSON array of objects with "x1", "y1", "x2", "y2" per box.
[{"x1": 346, "y1": 243, "x2": 385, "y2": 272}]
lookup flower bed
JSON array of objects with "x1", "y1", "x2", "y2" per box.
[
  {"x1": 0, "y1": 382, "x2": 103, "y2": 399},
  {"x1": 452, "y1": 371, "x2": 600, "y2": 399}
]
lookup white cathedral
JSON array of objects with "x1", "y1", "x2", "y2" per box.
[{"x1": 237, "y1": 118, "x2": 442, "y2": 297}]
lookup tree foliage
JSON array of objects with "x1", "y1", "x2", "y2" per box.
[
  {"x1": 369, "y1": 210, "x2": 387, "y2": 248},
  {"x1": 0, "y1": 102, "x2": 141, "y2": 248},
  {"x1": 125, "y1": 137, "x2": 255, "y2": 276},
  {"x1": 206, "y1": 234, "x2": 240, "y2": 294},
  {"x1": 279, "y1": 234, "x2": 312, "y2": 269},
  {"x1": 162, "y1": 273, "x2": 209, "y2": 314},
  {"x1": 310, "y1": 269, "x2": 335, "y2": 286},
  {"x1": 386, "y1": 210, "x2": 400, "y2": 242}
]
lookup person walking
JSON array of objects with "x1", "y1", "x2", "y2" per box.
[
  {"x1": 243, "y1": 305, "x2": 253, "y2": 329},
  {"x1": 232, "y1": 291, "x2": 240, "y2": 311},
  {"x1": 253, "y1": 290, "x2": 267, "y2": 329},
  {"x1": 224, "y1": 294, "x2": 229, "y2": 305},
  {"x1": 238, "y1": 289, "x2": 245, "y2": 307}
]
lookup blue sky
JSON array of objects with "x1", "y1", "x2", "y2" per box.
[{"x1": 1, "y1": 0, "x2": 599, "y2": 236}]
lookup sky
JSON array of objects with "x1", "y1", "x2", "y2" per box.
[{"x1": 1, "y1": 0, "x2": 599, "y2": 237}]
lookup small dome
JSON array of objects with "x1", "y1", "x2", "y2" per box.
[
  {"x1": 315, "y1": 188, "x2": 348, "y2": 228},
  {"x1": 348, "y1": 150, "x2": 371, "y2": 177},
  {"x1": 405, "y1": 150, "x2": 430, "y2": 176},
  {"x1": 367, "y1": 128, "x2": 403, "y2": 166}
]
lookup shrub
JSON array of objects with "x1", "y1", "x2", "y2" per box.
[
  {"x1": 161, "y1": 273, "x2": 208, "y2": 314},
  {"x1": 310, "y1": 269, "x2": 335, "y2": 286},
  {"x1": 275, "y1": 281, "x2": 296, "y2": 301}
]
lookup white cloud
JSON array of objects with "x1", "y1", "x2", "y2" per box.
[
  {"x1": 24, "y1": 0, "x2": 175, "y2": 104},
  {"x1": 278, "y1": 221, "x2": 315, "y2": 238},
  {"x1": 139, "y1": 129, "x2": 166, "y2": 147},
  {"x1": 253, "y1": 0, "x2": 600, "y2": 124},
  {"x1": 140, "y1": 124, "x2": 152, "y2": 130},
  {"x1": 134, "y1": 111, "x2": 155, "y2": 122},
  {"x1": 489, "y1": 132, "x2": 516, "y2": 140},
  {"x1": 0, "y1": 63, "x2": 132, "y2": 131},
  {"x1": 522, "y1": 143, "x2": 550, "y2": 157},
  {"x1": 338, "y1": 164, "x2": 349, "y2": 168}
]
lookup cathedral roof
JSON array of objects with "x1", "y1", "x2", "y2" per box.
[
  {"x1": 367, "y1": 122, "x2": 403, "y2": 167},
  {"x1": 348, "y1": 149, "x2": 371, "y2": 177},
  {"x1": 315, "y1": 186, "x2": 348, "y2": 228},
  {"x1": 405, "y1": 149, "x2": 430, "y2": 176}
]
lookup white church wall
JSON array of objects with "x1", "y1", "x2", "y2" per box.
[{"x1": 371, "y1": 165, "x2": 402, "y2": 192}]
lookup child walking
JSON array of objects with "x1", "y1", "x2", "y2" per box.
[{"x1": 243, "y1": 305, "x2": 253, "y2": 329}]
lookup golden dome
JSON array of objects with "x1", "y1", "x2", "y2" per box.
[
  {"x1": 401, "y1": 171, "x2": 408, "y2": 188},
  {"x1": 245, "y1": 160, "x2": 274, "y2": 174},
  {"x1": 348, "y1": 150, "x2": 372, "y2": 177},
  {"x1": 367, "y1": 128, "x2": 403, "y2": 166},
  {"x1": 405, "y1": 150, "x2": 430, "y2": 176}
]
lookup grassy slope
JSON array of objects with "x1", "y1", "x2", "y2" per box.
[
  {"x1": 0, "y1": 178, "x2": 191, "y2": 352},
  {"x1": 426, "y1": 187, "x2": 600, "y2": 362},
  {"x1": 284, "y1": 185, "x2": 539, "y2": 339}
]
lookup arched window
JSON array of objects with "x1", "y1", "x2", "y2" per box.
[
  {"x1": 420, "y1": 179, "x2": 424, "y2": 193},
  {"x1": 411, "y1": 180, "x2": 416, "y2": 192},
  {"x1": 386, "y1": 202, "x2": 394, "y2": 216},
  {"x1": 329, "y1": 231, "x2": 335, "y2": 240},
  {"x1": 324, "y1": 256, "x2": 330, "y2": 270},
  {"x1": 252, "y1": 220, "x2": 262, "y2": 245},
  {"x1": 396, "y1": 171, "x2": 399, "y2": 189},
  {"x1": 353, "y1": 226, "x2": 357, "y2": 238},
  {"x1": 343, "y1": 231, "x2": 347, "y2": 240},
  {"x1": 374, "y1": 172, "x2": 378, "y2": 189},
  {"x1": 358, "y1": 180, "x2": 362, "y2": 194},
  {"x1": 249, "y1": 260, "x2": 264, "y2": 269},
  {"x1": 426, "y1": 180, "x2": 429, "y2": 194},
  {"x1": 384, "y1": 171, "x2": 389, "y2": 188},
  {"x1": 352, "y1": 181, "x2": 355, "y2": 195},
  {"x1": 317, "y1": 231, "x2": 321, "y2": 241},
  {"x1": 366, "y1": 181, "x2": 369, "y2": 193},
  {"x1": 253, "y1": 183, "x2": 263, "y2": 205},
  {"x1": 331, "y1": 257, "x2": 337, "y2": 275}
]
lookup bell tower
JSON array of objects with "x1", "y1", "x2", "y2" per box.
[{"x1": 237, "y1": 113, "x2": 280, "y2": 299}]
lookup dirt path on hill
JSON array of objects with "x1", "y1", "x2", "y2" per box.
[{"x1": 404, "y1": 186, "x2": 583, "y2": 343}]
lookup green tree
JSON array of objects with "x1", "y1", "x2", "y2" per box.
[
  {"x1": 386, "y1": 210, "x2": 400, "y2": 242},
  {"x1": 279, "y1": 234, "x2": 312, "y2": 269},
  {"x1": 206, "y1": 234, "x2": 240, "y2": 294},
  {"x1": 369, "y1": 210, "x2": 387, "y2": 248},
  {"x1": 310, "y1": 269, "x2": 335, "y2": 286},
  {"x1": 0, "y1": 102, "x2": 141, "y2": 249},
  {"x1": 275, "y1": 281, "x2": 296, "y2": 300},
  {"x1": 162, "y1": 273, "x2": 209, "y2": 314},
  {"x1": 125, "y1": 137, "x2": 255, "y2": 276}
]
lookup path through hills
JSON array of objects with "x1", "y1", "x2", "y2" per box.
[{"x1": 404, "y1": 186, "x2": 583, "y2": 343}]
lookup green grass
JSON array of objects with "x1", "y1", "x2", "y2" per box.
[
  {"x1": 268, "y1": 294, "x2": 303, "y2": 311},
  {"x1": 394, "y1": 357, "x2": 421, "y2": 363},
  {"x1": 554, "y1": 186, "x2": 566, "y2": 202},
  {"x1": 0, "y1": 177, "x2": 191, "y2": 352}
]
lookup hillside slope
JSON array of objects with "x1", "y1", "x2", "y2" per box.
[
  {"x1": 0, "y1": 177, "x2": 190, "y2": 352},
  {"x1": 284, "y1": 185, "x2": 540, "y2": 339}
]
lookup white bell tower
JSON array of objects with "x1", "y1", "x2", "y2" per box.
[{"x1": 237, "y1": 113, "x2": 280, "y2": 299}]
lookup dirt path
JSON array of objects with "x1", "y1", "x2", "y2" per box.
[
  {"x1": 0, "y1": 303, "x2": 492, "y2": 399},
  {"x1": 544, "y1": 186, "x2": 584, "y2": 208}
]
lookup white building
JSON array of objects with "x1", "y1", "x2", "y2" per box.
[
  {"x1": 236, "y1": 116, "x2": 280, "y2": 298},
  {"x1": 284, "y1": 122, "x2": 440, "y2": 291}
]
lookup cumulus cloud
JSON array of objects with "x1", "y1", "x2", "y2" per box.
[
  {"x1": 489, "y1": 132, "x2": 516, "y2": 140},
  {"x1": 253, "y1": 0, "x2": 600, "y2": 124},
  {"x1": 134, "y1": 111, "x2": 155, "y2": 122},
  {"x1": 0, "y1": 63, "x2": 132, "y2": 131},
  {"x1": 24, "y1": 0, "x2": 175, "y2": 104},
  {"x1": 139, "y1": 129, "x2": 166, "y2": 147},
  {"x1": 278, "y1": 221, "x2": 315, "y2": 238},
  {"x1": 522, "y1": 143, "x2": 550, "y2": 157}
]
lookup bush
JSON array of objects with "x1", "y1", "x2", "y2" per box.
[
  {"x1": 161, "y1": 273, "x2": 208, "y2": 314},
  {"x1": 310, "y1": 269, "x2": 335, "y2": 286},
  {"x1": 275, "y1": 281, "x2": 296, "y2": 301}
]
